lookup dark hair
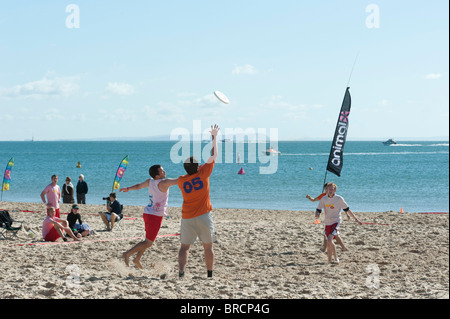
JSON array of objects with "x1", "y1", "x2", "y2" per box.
[
  {"x1": 149, "y1": 165, "x2": 162, "y2": 178},
  {"x1": 184, "y1": 157, "x2": 199, "y2": 175},
  {"x1": 109, "y1": 192, "x2": 116, "y2": 199}
]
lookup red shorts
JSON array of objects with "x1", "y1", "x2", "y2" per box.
[
  {"x1": 143, "y1": 214, "x2": 163, "y2": 242},
  {"x1": 325, "y1": 223, "x2": 340, "y2": 239},
  {"x1": 47, "y1": 208, "x2": 60, "y2": 218},
  {"x1": 44, "y1": 227, "x2": 61, "y2": 242}
]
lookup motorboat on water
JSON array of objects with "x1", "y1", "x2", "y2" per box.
[
  {"x1": 264, "y1": 147, "x2": 281, "y2": 155},
  {"x1": 382, "y1": 139, "x2": 397, "y2": 145}
]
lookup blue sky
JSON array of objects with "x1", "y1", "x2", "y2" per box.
[{"x1": 0, "y1": 0, "x2": 448, "y2": 141}]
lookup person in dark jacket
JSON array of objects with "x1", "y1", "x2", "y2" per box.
[
  {"x1": 62, "y1": 177, "x2": 75, "y2": 204},
  {"x1": 76, "y1": 174, "x2": 88, "y2": 204}
]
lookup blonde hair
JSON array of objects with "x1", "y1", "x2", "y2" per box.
[{"x1": 326, "y1": 183, "x2": 337, "y2": 191}]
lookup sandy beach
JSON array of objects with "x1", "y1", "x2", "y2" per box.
[{"x1": 1, "y1": 201, "x2": 448, "y2": 299}]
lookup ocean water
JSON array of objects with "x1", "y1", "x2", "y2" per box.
[{"x1": 0, "y1": 140, "x2": 448, "y2": 213}]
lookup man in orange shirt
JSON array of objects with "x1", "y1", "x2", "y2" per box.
[{"x1": 177, "y1": 124, "x2": 219, "y2": 279}]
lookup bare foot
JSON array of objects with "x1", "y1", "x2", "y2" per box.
[
  {"x1": 122, "y1": 252, "x2": 130, "y2": 267},
  {"x1": 133, "y1": 258, "x2": 143, "y2": 270}
]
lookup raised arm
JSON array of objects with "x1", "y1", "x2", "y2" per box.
[
  {"x1": 158, "y1": 178, "x2": 179, "y2": 193},
  {"x1": 119, "y1": 179, "x2": 150, "y2": 193},
  {"x1": 207, "y1": 124, "x2": 220, "y2": 164}
]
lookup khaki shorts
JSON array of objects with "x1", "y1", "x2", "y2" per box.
[{"x1": 180, "y1": 212, "x2": 215, "y2": 245}]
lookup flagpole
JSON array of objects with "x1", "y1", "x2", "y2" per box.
[
  {"x1": 346, "y1": 52, "x2": 359, "y2": 87},
  {"x1": 321, "y1": 171, "x2": 328, "y2": 193}
]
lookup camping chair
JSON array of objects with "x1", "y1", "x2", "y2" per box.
[
  {"x1": 0, "y1": 210, "x2": 24, "y2": 240},
  {"x1": 115, "y1": 205, "x2": 125, "y2": 230}
]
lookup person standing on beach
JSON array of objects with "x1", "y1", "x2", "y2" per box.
[
  {"x1": 315, "y1": 182, "x2": 362, "y2": 263},
  {"x1": 76, "y1": 174, "x2": 88, "y2": 204},
  {"x1": 119, "y1": 165, "x2": 178, "y2": 269},
  {"x1": 40, "y1": 174, "x2": 61, "y2": 218},
  {"x1": 62, "y1": 177, "x2": 75, "y2": 204},
  {"x1": 177, "y1": 124, "x2": 219, "y2": 279}
]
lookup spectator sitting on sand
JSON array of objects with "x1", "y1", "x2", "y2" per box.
[{"x1": 42, "y1": 207, "x2": 80, "y2": 242}]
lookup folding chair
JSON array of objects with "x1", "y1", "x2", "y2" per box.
[
  {"x1": 0, "y1": 210, "x2": 23, "y2": 240},
  {"x1": 115, "y1": 205, "x2": 125, "y2": 230}
]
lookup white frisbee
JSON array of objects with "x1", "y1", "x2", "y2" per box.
[{"x1": 214, "y1": 91, "x2": 230, "y2": 104}]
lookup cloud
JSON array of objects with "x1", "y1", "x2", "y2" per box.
[
  {"x1": 0, "y1": 75, "x2": 80, "y2": 99},
  {"x1": 105, "y1": 82, "x2": 136, "y2": 95},
  {"x1": 259, "y1": 95, "x2": 308, "y2": 121},
  {"x1": 425, "y1": 73, "x2": 442, "y2": 80},
  {"x1": 178, "y1": 93, "x2": 219, "y2": 108},
  {"x1": 232, "y1": 64, "x2": 257, "y2": 75},
  {"x1": 44, "y1": 108, "x2": 65, "y2": 121},
  {"x1": 380, "y1": 99, "x2": 390, "y2": 106}
]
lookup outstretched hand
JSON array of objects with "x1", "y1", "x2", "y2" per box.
[{"x1": 209, "y1": 124, "x2": 220, "y2": 137}]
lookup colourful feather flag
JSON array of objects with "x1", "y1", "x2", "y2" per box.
[
  {"x1": 1, "y1": 157, "x2": 14, "y2": 200},
  {"x1": 112, "y1": 155, "x2": 129, "y2": 192}
]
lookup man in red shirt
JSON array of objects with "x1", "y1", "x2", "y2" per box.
[{"x1": 177, "y1": 124, "x2": 219, "y2": 279}]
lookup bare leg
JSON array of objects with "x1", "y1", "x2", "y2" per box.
[
  {"x1": 122, "y1": 239, "x2": 154, "y2": 269},
  {"x1": 203, "y1": 242, "x2": 214, "y2": 274},
  {"x1": 99, "y1": 213, "x2": 110, "y2": 230},
  {"x1": 110, "y1": 213, "x2": 118, "y2": 230},
  {"x1": 178, "y1": 244, "x2": 190, "y2": 277},
  {"x1": 320, "y1": 236, "x2": 327, "y2": 252},
  {"x1": 327, "y1": 235, "x2": 338, "y2": 263},
  {"x1": 335, "y1": 235, "x2": 348, "y2": 251}
]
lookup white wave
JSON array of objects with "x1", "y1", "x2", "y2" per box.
[
  {"x1": 390, "y1": 144, "x2": 422, "y2": 147},
  {"x1": 429, "y1": 143, "x2": 449, "y2": 147},
  {"x1": 280, "y1": 151, "x2": 449, "y2": 156},
  {"x1": 280, "y1": 153, "x2": 328, "y2": 156},
  {"x1": 390, "y1": 143, "x2": 449, "y2": 147}
]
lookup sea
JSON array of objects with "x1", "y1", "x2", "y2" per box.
[{"x1": 0, "y1": 140, "x2": 448, "y2": 213}]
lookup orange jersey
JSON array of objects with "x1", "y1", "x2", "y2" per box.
[{"x1": 178, "y1": 162, "x2": 215, "y2": 219}]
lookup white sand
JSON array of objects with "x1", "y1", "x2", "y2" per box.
[{"x1": 1, "y1": 201, "x2": 448, "y2": 299}]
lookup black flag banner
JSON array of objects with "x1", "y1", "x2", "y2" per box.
[{"x1": 326, "y1": 87, "x2": 351, "y2": 177}]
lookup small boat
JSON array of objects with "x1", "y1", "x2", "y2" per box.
[
  {"x1": 264, "y1": 147, "x2": 281, "y2": 155},
  {"x1": 382, "y1": 139, "x2": 397, "y2": 146}
]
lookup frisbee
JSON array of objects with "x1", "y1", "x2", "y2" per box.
[{"x1": 214, "y1": 91, "x2": 230, "y2": 104}]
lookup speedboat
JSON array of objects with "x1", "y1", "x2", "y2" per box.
[
  {"x1": 382, "y1": 139, "x2": 397, "y2": 146},
  {"x1": 264, "y1": 147, "x2": 281, "y2": 155}
]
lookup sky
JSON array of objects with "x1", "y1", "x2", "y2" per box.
[{"x1": 0, "y1": 0, "x2": 448, "y2": 141}]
